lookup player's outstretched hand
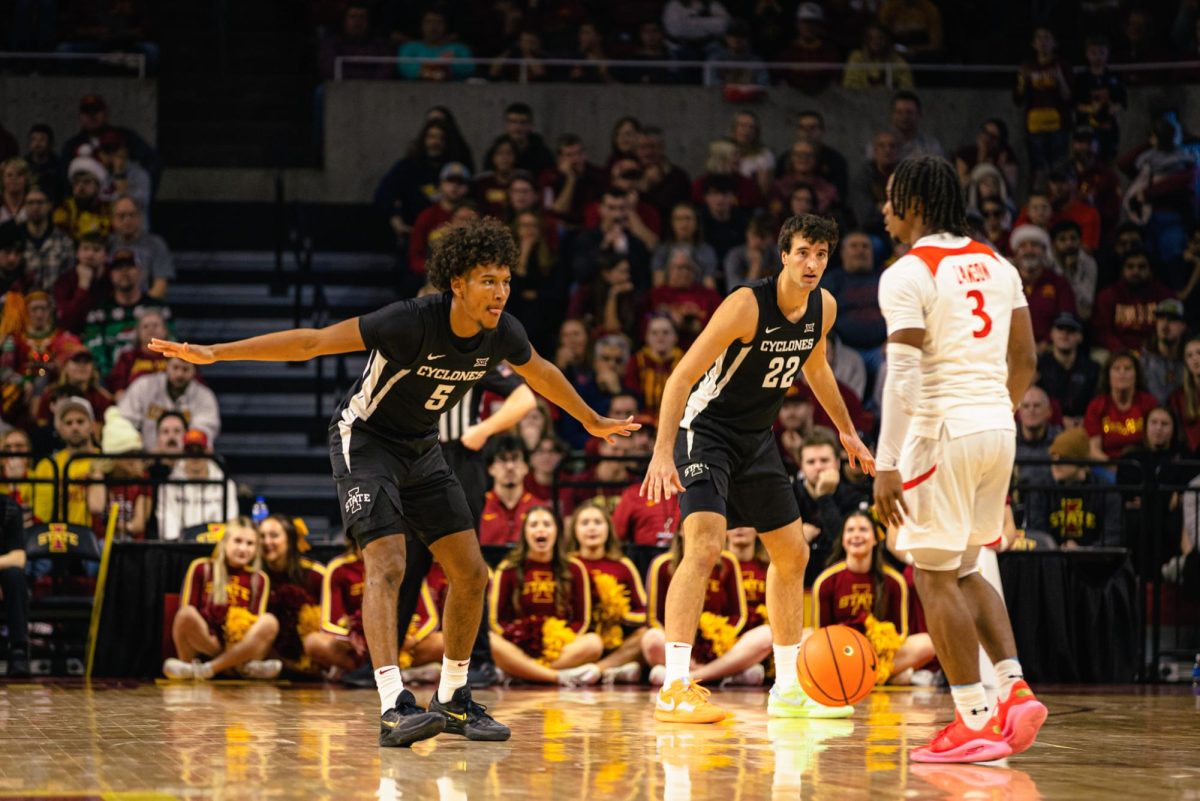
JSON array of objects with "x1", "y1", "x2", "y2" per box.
[
  {"x1": 840, "y1": 431, "x2": 876, "y2": 476},
  {"x1": 148, "y1": 339, "x2": 216, "y2": 365},
  {"x1": 586, "y1": 415, "x2": 640, "y2": 445},
  {"x1": 640, "y1": 449, "x2": 684, "y2": 503},
  {"x1": 873, "y1": 470, "x2": 908, "y2": 529}
]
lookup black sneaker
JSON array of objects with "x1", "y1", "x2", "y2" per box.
[
  {"x1": 7, "y1": 648, "x2": 30, "y2": 679},
  {"x1": 379, "y1": 689, "x2": 445, "y2": 747},
  {"x1": 428, "y1": 686, "x2": 511, "y2": 741},
  {"x1": 342, "y1": 664, "x2": 375, "y2": 688},
  {"x1": 468, "y1": 661, "x2": 499, "y2": 689}
]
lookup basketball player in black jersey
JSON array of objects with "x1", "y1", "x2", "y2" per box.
[
  {"x1": 151, "y1": 219, "x2": 637, "y2": 746},
  {"x1": 641, "y1": 214, "x2": 875, "y2": 724}
]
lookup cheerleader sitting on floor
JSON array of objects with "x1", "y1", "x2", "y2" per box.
[
  {"x1": 810, "y1": 511, "x2": 935, "y2": 685},
  {"x1": 643, "y1": 533, "x2": 771, "y2": 686},
  {"x1": 488, "y1": 506, "x2": 605, "y2": 685},
  {"x1": 259, "y1": 514, "x2": 326, "y2": 676},
  {"x1": 163, "y1": 516, "x2": 281, "y2": 680},
  {"x1": 305, "y1": 542, "x2": 366, "y2": 675},
  {"x1": 563, "y1": 498, "x2": 649, "y2": 684}
]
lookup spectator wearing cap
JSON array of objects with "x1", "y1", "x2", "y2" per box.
[
  {"x1": 777, "y1": 3, "x2": 842, "y2": 94},
  {"x1": 407, "y1": 162, "x2": 472, "y2": 274},
  {"x1": 0, "y1": 222, "x2": 24, "y2": 295},
  {"x1": 1036, "y1": 313, "x2": 1101, "y2": 424},
  {"x1": 53, "y1": 232, "x2": 109, "y2": 333},
  {"x1": 704, "y1": 19, "x2": 770, "y2": 89},
  {"x1": 1085, "y1": 350, "x2": 1159, "y2": 461},
  {"x1": 82, "y1": 248, "x2": 172, "y2": 376},
  {"x1": 108, "y1": 196, "x2": 173, "y2": 298},
  {"x1": 96, "y1": 130, "x2": 151, "y2": 214},
  {"x1": 23, "y1": 124, "x2": 63, "y2": 205},
  {"x1": 1012, "y1": 224, "x2": 1077, "y2": 345},
  {"x1": 62, "y1": 96, "x2": 160, "y2": 188},
  {"x1": 397, "y1": 10, "x2": 474, "y2": 82},
  {"x1": 1023, "y1": 427, "x2": 1122, "y2": 549},
  {"x1": 1, "y1": 157, "x2": 31, "y2": 226},
  {"x1": 34, "y1": 346, "x2": 113, "y2": 431},
  {"x1": 156, "y1": 428, "x2": 238, "y2": 542},
  {"x1": 53, "y1": 147, "x2": 111, "y2": 241},
  {"x1": 19, "y1": 185, "x2": 74, "y2": 292},
  {"x1": 1051, "y1": 219, "x2": 1098, "y2": 320},
  {"x1": 119, "y1": 357, "x2": 220, "y2": 445},
  {"x1": 1092, "y1": 247, "x2": 1176, "y2": 353},
  {"x1": 478, "y1": 438, "x2": 543, "y2": 546},
  {"x1": 1141, "y1": 299, "x2": 1189, "y2": 404},
  {"x1": 31, "y1": 395, "x2": 97, "y2": 526},
  {"x1": 843, "y1": 23, "x2": 912, "y2": 90},
  {"x1": 636, "y1": 126, "x2": 693, "y2": 221},
  {"x1": 12, "y1": 290, "x2": 84, "y2": 398},
  {"x1": 106, "y1": 308, "x2": 169, "y2": 400},
  {"x1": 541, "y1": 133, "x2": 607, "y2": 230},
  {"x1": 88, "y1": 407, "x2": 151, "y2": 540}
]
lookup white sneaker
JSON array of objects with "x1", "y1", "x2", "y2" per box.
[
  {"x1": 648, "y1": 665, "x2": 666, "y2": 686},
  {"x1": 239, "y1": 659, "x2": 282, "y2": 679},
  {"x1": 163, "y1": 658, "x2": 198, "y2": 680},
  {"x1": 401, "y1": 662, "x2": 442, "y2": 685},
  {"x1": 910, "y1": 669, "x2": 936, "y2": 687},
  {"x1": 890, "y1": 667, "x2": 914, "y2": 685},
  {"x1": 601, "y1": 661, "x2": 642, "y2": 685},
  {"x1": 721, "y1": 664, "x2": 765, "y2": 687},
  {"x1": 557, "y1": 663, "x2": 601, "y2": 686}
]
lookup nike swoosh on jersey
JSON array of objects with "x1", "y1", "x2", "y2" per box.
[
  {"x1": 427, "y1": 354, "x2": 446, "y2": 360},
  {"x1": 765, "y1": 326, "x2": 781, "y2": 334}
]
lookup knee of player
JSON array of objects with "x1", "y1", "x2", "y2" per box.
[
  {"x1": 446, "y1": 556, "x2": 489, "y2": 592},
  {"x1": 766, "y1": 541, "x2": 808, "y2": 576},
  {"x1": 366, "y1": 551, "x2": 407, "y2": 587},
  {"x1": 685, "y1": 534, "x2": 725, "y2": 570}
]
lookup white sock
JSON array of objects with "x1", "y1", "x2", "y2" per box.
[
  {"x1": 438, "y1": 656, "x2": 470, "y2": 704},
  {"x1": 994, "y1": 658, "x2": 1024, "y2": 702},
  {"x1": 375, "y1": 665, "x2": 405, "y2": 714},
  {"x1": 663, "y1": 642, "x2": 692, "y2": 687},
  {"x1": 773, "y1": 643, "x2": 801, "y2": 689},
  {"x1": 950, "y1": 683, "x2": 991, "y2": 732}
]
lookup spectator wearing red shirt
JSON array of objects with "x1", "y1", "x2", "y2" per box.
[
  {"x1": 53, "y1": 233, "x2": 109, "y2": 333},
  {"x1": 1066, "y1": 126, "x2": 1121, "y2": 241},
  {"x1": 106, "y1": 309, "x2": 168, "y2": 399},
  {"x1": 407, "y1": 162, "x2": 471, "y2": 275},
  {"x1": 612, "y1": 479, "x2": 680, "y2": 546},
  {"x1": 478, "y1": 438, "x2": 546, "y2": 546},
  {"x1": 1011, "y1": 224, "x2": 1077, "y2": 345},
  {"x1": 540, "y1": 133, "x2": 606, "y2": 230},
  {"x1": 1043, "y1": 167, "x2": 1101, "y2": 252},
  {"x1": 1084, "y1": 350, "x2": 1159, "y2": 460},
  {"x1": 1092, "y1": 247, "x2": 1175, "y2": 353},
  {"x1": 623, "y1": 314, "x2": 682, "y2": 416},
  {"x1": 642, "y1": 247, "x2": 722, "y2": 347}
]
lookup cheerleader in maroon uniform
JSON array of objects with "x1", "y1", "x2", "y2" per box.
[
  {"x1": 811, "y1": 511, "x2": 935, "y2": 684},
  {"x1": 643, "y1": 533, "x2": 771, "y2": 686},
  {"x1": 259, "y1": 514, "x2": 326, "y2": 675},
  {"x1": 488, "y1": 506, "x2": 604, "y2": 685},
  {"x1": 305, "y1": 543, "x2": 367, "y2": 673},
  {"x1": 563, "y1": 498, "x2": 648, "y2": 684},
  {"x1": 163, "y1": 517, "x2": 281, "y2": 679}
]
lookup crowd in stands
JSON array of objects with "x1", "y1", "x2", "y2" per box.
[{"x1": 0, "y1": 94, "x2": 224, "y2": 545}]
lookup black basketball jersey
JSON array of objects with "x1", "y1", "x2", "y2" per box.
[
  {"x1": 331, "y1": 293, "x2": 532, "y2": 455},
  {"x1": 681, "y1": 277, "x2": 824, "y2": 433}
]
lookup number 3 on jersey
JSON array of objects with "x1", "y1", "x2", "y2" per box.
[
  {"x1": 966, "y1": 289, "x2": 992, "y2": 338},
  {"x1": 425, "y1": 383, "x2": 455, "y2": 410},
  {"x1": 763, "y1": 356, "x2": 802, "y2": 388}
]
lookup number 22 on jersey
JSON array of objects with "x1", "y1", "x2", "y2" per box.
[{"x1": 762, "y1": 356, "x2": 802, "y2": 388}]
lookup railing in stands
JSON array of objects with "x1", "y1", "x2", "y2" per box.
[
  {"x1": 333, "y1": 55, "x2": 1200, "y2": 84},
  {"x1": 0, "y1": 50, "x2": 147, "y2": 78}
]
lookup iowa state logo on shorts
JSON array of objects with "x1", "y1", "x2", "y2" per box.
[
  {"x1": 683, "y1": 463, "x2": 708, "y2": 479},
  {"x1": 344, "y1": 486, "x2": 372, "y2": 515}
]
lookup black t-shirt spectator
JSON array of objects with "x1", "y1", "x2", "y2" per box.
[
  {"x1": 700, "y1": 207, "x2": 750, "y2": 262},
  {"x1": 1037, "y1": 350, "x2": 1100, "y2": 418}
]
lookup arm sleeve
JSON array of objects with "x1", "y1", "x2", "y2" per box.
[
  {"x1": 358, "y1": 300, "x2": 424, "y2": 364},
  {"x1": 497, "y1": 314, "x2": 533, "y2": 366}
]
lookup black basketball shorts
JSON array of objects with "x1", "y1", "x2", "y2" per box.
[{"x1": 674, "y1": 421, "x2": 801, "y2": 533}]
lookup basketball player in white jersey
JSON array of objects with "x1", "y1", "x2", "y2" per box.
[{"x1": 873, "y1": 156, "x2": 1047, "y2": 763}]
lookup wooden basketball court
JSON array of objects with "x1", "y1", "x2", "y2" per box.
[{"x1": 0, "y1": 682, "x2": 1194, "y2": 799}]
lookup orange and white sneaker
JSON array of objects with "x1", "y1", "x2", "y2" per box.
[
  {"x1": 911, "y1": 711, "x2": 1013, "y2": 763},
  {"x1": 654, "y1": 679, "x2": 728, "y2": 724},
  {"x1": 995, "y1": 680, "x2": 1047, "y2": 755}
]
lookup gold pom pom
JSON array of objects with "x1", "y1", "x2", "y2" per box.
[
  {"x1": 538, "y1": 617, "x2": 577, "y2": 666},
  {"x1": 698, "y1": 611, "x2": 736, "y2": 658},
  {"x1": 865, "y1": 614, "x2": 905, "y2": 684},
  {"x1": 223, "y1": 606, "x2": 257, "y2": 646}
]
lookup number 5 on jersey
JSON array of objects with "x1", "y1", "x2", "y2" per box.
[
  {"x1": 425, "y1": 383, "x2": 455, "y2": 410},
  {"x1": 763, "y1": 356, "x2": 802, "y2": 388},
  {"x1": 966, "y1": 289, "x2": 992, "y2": 339}
]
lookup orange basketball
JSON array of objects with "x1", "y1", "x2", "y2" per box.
[{"x1": 798, "y1": 625, "x2": 878, "y2": 706}]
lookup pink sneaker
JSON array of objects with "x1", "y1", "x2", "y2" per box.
[
  {"x1": 911, "y1": 711, "x2": 1013, "y2": 764},
  {"x1": 995, "y1": 680, "x2": 1048, "y2": 755}
]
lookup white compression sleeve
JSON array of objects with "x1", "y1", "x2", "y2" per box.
[{"x1": 875, "y1": 342, "x2": 923, "y2": 471}]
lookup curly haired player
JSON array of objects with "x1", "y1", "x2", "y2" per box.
[{"x1": 151, "y1": 218, "x2": 637, "y2": 747}]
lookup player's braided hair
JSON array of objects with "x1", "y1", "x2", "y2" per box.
[
  {"x1": 888, "y1": 155, "x2": 970, "y2": 237},
  {"x1": 426, "y1": 216, "x2": 519, "y2": 292}
]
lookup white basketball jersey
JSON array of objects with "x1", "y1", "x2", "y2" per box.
[{"x1": 878, "y1": 233, "x2": 1027, "y2": 439}]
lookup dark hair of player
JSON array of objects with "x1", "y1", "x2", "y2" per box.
[
  {"x1": 778, "y1": 213, "x2": 839, "y2": 254},
  {"x1": 426, "y1": 217, "x2": 519, "y2": 292},
  {"x1": 888, "y1": 155, "x2": 970, "y2": 237}
]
